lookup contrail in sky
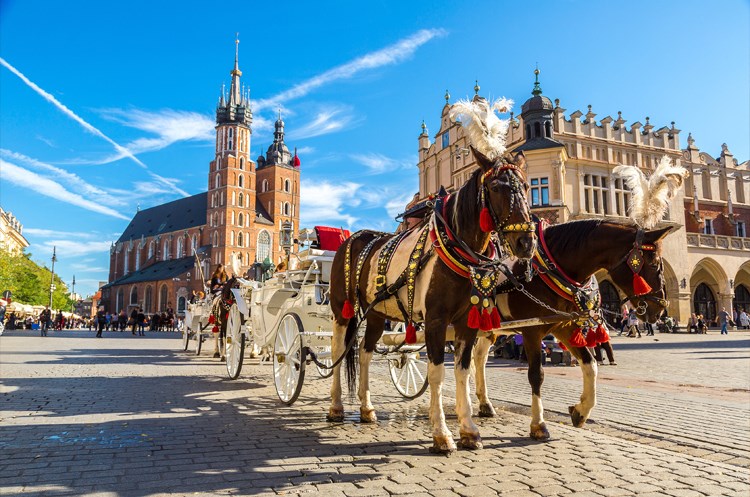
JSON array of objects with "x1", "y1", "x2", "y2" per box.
[{"x1": 0, "y1": 57, "x2": 189, "y2": 197}]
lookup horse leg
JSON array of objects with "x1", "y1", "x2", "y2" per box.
[
  {"x1": 327, "y1": 318, "x2": 348, "y2": 422},
  {"x1": 566, "y1": 343, "x2": 598, "y2": 428},
  {"x1": 212, "y1": 332, "x2": 220, "y2": 359},
  {"x1": 525, "y1": 330, "x2": 549, "y2": 440},
  {"x1": 358, "y1": 316, "x2": 385, "y2": 423},
  {"x1": 472, "y1": 335, "x2": 496, "y2": 418},
  {"x1": 425, "y1": 320, "x2": 456, "y2": 454},
  {"x1": 453, "y1": 325, "x2": 482, "y2": 450}
]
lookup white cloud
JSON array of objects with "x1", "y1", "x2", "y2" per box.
[
  {"x1": 350, "y1": 153, "x2": 416, "y2": 175},
  {"x1": 35, "y1": 239, "x2": 113, "y2": 258},
  {"x1": 24, "y1": 228, "x2": 101, "y2": 239},
  {"x1": 256, "y1": 29, "x2": 447, "y2": 110},
  {"x1": 300, "y1": 180, "x2": 361, "y2": 227},
  {"x1": 69, "y1": 264, "x2": 109, "y2": 273},
  {"x1": 289, "y1": 105, "x2": 359, "y2": 140},
  {"x1": 295, "y1": 146, "x2": 315, "y2": 155},
  {"x1": 385, "y1": 191, "x2": 419, "y2": 219},
  {"x1": 0, "y1": 57, "x2": 188, "y2": 197},
  {"x1": 0, "y1": 159, "x2": 130, "y2": 220}
]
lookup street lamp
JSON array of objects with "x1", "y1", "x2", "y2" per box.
[
  {"x1": 49, "y1": 246, "x2": 57, "y2": 309},
  {"x1": 280, "y1": 220, "x2": 293, "y2": 267},
  {"x1": 71, "y1": 275, "x2": 76, "y2": 313}
]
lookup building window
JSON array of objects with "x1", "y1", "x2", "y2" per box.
[
  {"x1": 257, "y1": 230, "x2": 271, "y2": 262},
  {"x1": 238, "y1": 213, "x2": 244, "y2": 227},
  {"x1": 525, "y1": 124, "x2": 531, "y2": 139},
  {"x1": 530, "y1": 177, "x2": 549, "y2": 207},
  {"x1": 238, "y1": 175, "x2": 244, "y2": 188},
  {"x1": 240, "y1": 157, "x2": 245, "y2": 170},
  {"x1": 262, "y1": 179, "x2": 269, "y2": 192},
  {"x1": 191, "y1": 235, "x2": 198, "y2": 255},
  {"x1": 441, "y1": 132, "x2": 449, "y2": 149},
  {"x1": 238, "y1": 193, "x2": 243, "y2": 207},
  {"x1": 703, "y1": 219, "x2": 714, "y2": 235},
  {"x1": 123, "y1": 249, "x2": 129, "y2": 274},
  {"x1": 284, "y1": 179, "x2": 291, "y2": 192},
  {"x1": 176, "y1": 238, "x2": 184, "y2": 258},
  {"x1": 693, "y1": 283, "x2": 716, "y2": 323},
  {"x1": 736, "y1": 221, "x2": 746, "y2": 238},
  {"x1": 144, "y1": 286, "x2": 153, "y2": 313},
  {"x1": 215, "y1": 173, "x2": 221, "y2": 189},
  {"x1": 238, "y1": 232, "x2": 244, "y2": 248},
  {"x1": 148, "y1": 241, "x2": 154, "y2": 259},
  {"x1": 130, "y1": 286, "x2": 138, "y2": 306},
  {"x1": 177, "y1": 296, "x2": 186, "y2": 314},
  {"x1": 534, "y1": 122, "x2": 541, "y2": 138},
  {"x1": 228, "y1": 128, "x2": 233, "y2": 150},
  {"x1": 284, "y1": 202, "x2": 291, "y2": 216},
  {"x1": 614, "y1": 178, "x2": 631, "y2": 216},
  {"x1": 116, "y1": 288, "x2": 124, "y2": 312},
  {"x1": 159, "y1": 284, "x2": 168, "y2": 312},
  {"x1": 583, "y1": 174, "x2": 609, "y2": 214},
  {"x1": 545, "y1": 121, "x2": 552, "y2": 138},
  {"x1": 162, "y1": 240, "x2": 170, "y2": 260},
  {"x1": 212, "y1": 231, "x2": 219, "y2": 247},
  {"x1": 135, "y1": 249, "x2": 141, "y2": 271}
]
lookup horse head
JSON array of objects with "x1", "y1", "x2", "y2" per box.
[
  {"x1": 607, "y1": 225, "x2": 672, "y2": 323},
  {"x1": 472, "y1": 147, "x2": 536, "y2": 259}
]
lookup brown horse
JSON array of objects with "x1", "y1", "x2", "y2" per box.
[
  {"x1": 328, "y1": 148, "x2": 536, "y2": 454},
  {"x1": 471, "y1": 218, "x2": 671, "y2": 440}
]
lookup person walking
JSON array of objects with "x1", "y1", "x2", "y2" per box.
[
  {"x1": 40, "y1": 306, "x2": 51, "y2": 337},
  {"x1": 130, "y1": 307, "x2": 139, "y2": 335},
  {"x1": 95, "y1": 306, "x2": 106, "y2": 338},
  {"x1": 739, "y1": 309, "x2": 750, "y2": 330},
  {"x1": 718, "y1": 307, "x2": 730, "y2": 335},
  {"x1": 626, "y1": 308, "x2": 641, "y2": 338},
  {"x1": 137, "y1": 308, "x2": 146, "y2": 336}
]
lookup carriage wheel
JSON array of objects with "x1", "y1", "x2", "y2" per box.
[
  {"x1": 388, "y1": 350, "x2": 429, "y2": 399},
  {"x1": 225, "y1": 303, "x2": 245, "y2": 380},
  {"x1": 194, "y1": 330, "x2": 203, "y2": 356},
  {"x1": 315, "y1": 347, "x2": 334, "y2": 378},
  {"x1": 273, "y1": 313, "x2": 306, "y2": 405},
  {"x1": 182, "y1": 327, "x2": 191, "y2": 351}
]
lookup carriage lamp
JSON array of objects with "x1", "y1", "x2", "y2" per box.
[{"x1": 281, "y1": 221, "x2": 294, "y2": 253}]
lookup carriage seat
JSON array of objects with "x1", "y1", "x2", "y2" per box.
[{"x1": 314, "y1": 226, "x2": 351, "y2": 251}]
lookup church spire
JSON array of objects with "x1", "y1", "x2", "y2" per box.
[{"x1": 229, "y1": 34, "x2": 242, "y2": 106}]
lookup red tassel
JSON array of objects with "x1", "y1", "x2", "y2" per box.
[
  {"x1": 479, "y1": 207, "x2": 494, "y2": 232},
  {"x1": 490, "y1": 307, "x2": 502, "y2": 329},
  {"x1": 341, "y1": 299, "x2": 355, "y2": 319},
  {"x1": 405, "y1": 323, "x2": 417, "y2": 344},
  {"x1": 558, "y1": 342, "x2": 568, "y2": 351},
  {"x1": 596, "y1": 324, "x2": 610, "y2": 344},
  {"x1": 479, "y1": 308, "x2": 492, "y2": 331},
  {"x1": 211, "y1": 325, "x2": 219, "y2": 334},
  {"x1": 569, "y1": 328, "x2": 587, "y2": 347},
  {"x1": 467, "y1": 305, "x2": 480, "y2": 329},
  {"x1": 585, "y1": 330, "x2": 598, "y2": 348},
  {"x1": 293, "y1": 155, "x2": 301, "y2": 167},
  {"x1": 208, "y1": 315, "x2": 215, "y2": 324},
  {"x1": 632, "y1": 273, "x2": 652, "y2": 296}
]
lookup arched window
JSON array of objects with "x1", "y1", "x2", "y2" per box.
[
  {"x1": 159, "y1": 284, "x2": 168, "y2": 312},
  {"x1": 123, "y1": 249, "x2": 129, "y2": 274},
  {"x1": 163, "y1": 240, "x2": 170, "y2": 260},
  {"x1": 191, "y1": 234, "x2": 198, "y2": 255},
  {"x1": 230, "y1": 231, "x2": 235, "y2": 246},
  {"x1": 135, "y1": 249, "x2": 141, "y2": 271},
  {"x1": 176, "y1": 237, "x2": 184, "y2": 258},
  {"x1": 257, "y1": 230, "x2": 271, "y2": 262},
  {"x1": 262, "y1": 179, "x2": 269, "y2": 192},
  {"x1": 534, "y1": 122, "x2": 541, "y2": 138},
  {"x1": 525, "y1": 124, "x2": 531, "y2": 139},
  {"x1": 130, "y1": 286, "x2": 138, "y2": 306},
  {"x1": 231, "y1": 192, "x2": 236, "y2": 206},
  {"x1": 284, "y1": 202, "x2": 291, "y2": 216},
  {"x1": 545, "y1": 121, "x2": 552, "y2": 138},
  {"x1": 238, "y1": 232, "x2": 244, "y2": 248},
  {"x1": 694, "y1": 283, "x2": 716, "y2": 323},
  {"x1": 238, "y1": 213, "x2": 244, "y2": 227},
  {"x1": 284, "y1": 179, "x2": 291, "y2": 192},
  {"x1": 116, "y1": 288, "x2": 124, "y2": 312},
  {"x1": 212, "y1": 231, "x2": 219, "y2": 247},
  {"x1": 240, "y1": 157, "x2": 245, "y2": 170},
  {"x1": 734, "y1": 284, "x2": 750, "y2": 315},
  {"x1": 238, "y1": 175, "x2": 244, "y2": 188},
  {"x1": 144, "y1": 286, "x2": 153, "y2": 313},
  {"x1": 148, "y1": 241, "x2": 155, "y2": 259},
  {"x1": 238, "y1": 193, "x2": 244, "y2": 207},
  {"x1": 177, "y1": 296, "x2": 186, "y2": 313},
  {"x1": 599, "y1": 281, "x2": 621, "y2": 328},
  {"x1": 228, "y1": 128, "x2": 234, "y2": 150},
  {"x1": 215, "y1": 173, "x2": 221, "y2": 189}
]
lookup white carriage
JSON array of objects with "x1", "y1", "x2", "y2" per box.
[{"x1": 182, "y1": 227, "x2": 430, "y2": 405}]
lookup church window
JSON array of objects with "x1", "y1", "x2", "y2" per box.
[
  {"x1": 159, "y1": 284, "x2": 168, "y2": 312},
  {"x1": 212, "y1": 231, "x2": 219, "y2": 247},
  {"x1": 135, "y1": 249, "x2": 141, "y2": 271},
  {"x1": 230, "y1": 231, "x2": 235, "y2": 246},
  {"x1": 238, "y1": 193, "x2": 244, "y2": 207},
  {"x1": 144, "y1": 286, "x2": 153, "y2": 313},
  {"x1": 583, "y1": 174, "x2": 609, "y2": 215},
  {"x1": 116, "y1": 288, "x2": 124, "y2": 313},
  {"x1": 123, "y1": 249, "x2": 129, "y2": 274},
  {"x1": 191, "y1": 234, "x2": 197, "y2": 254},
  {"x1": 238, "y1": 213, "x2": 244, "y2": 227},
  {"x1": 228, "y1": 128, "x2": 234, "y2": 150},
  {"x1": 163, "y1": 240, "x2": 170, "y2": 260},
  {"x1": 130, "y1": 286, "x2": 138, "y2": 306},
  {"x1": 240, "y1": 157, "x2": 245, "y2": 170},
  {"x1": 215, "y1": 173, "x2": 221, "y2": 189},
  {"x1": 545, "y1": 121, "x2": 552, "y2": 138},
  {"x1": 284, "y1": 179, "x2": 291, "y2": 192},
  {"x1": 148, "y1": 241, "x2": 155, "y2": 259},
  {"x1": 238, "y1": 232, "x2": 244, "y2": 248},
  {"x1": 231, "y1": 192, "x2": 235, "y2": 206},
  {"x1": 284, "y1": 202, "x2": 291, "y2": 216},
  {"x1": 257, "y1": 231, "x2": 271, "y2": 262},
  {"x1": 529, "y1": 178, "x2": 549, "y2": 207},
  {"x1": 534, "y1": 122, "x2": 541, "y2": 138},
  {"x1": 441, "y1": 131, "x2": 449, "y2": 149},
  {"x1": 238, "y1": 175, "x2": 244, "y2": 188},
  {"x1": 220, "y1": 192, "x2": 224, "y2": 206},
  {"x1": 703, "y1": 218, "x2": 714, "y2": 235},
  {"x1": 525, "y1": 124, "x2": 531, "y2": 139},
  {"x1": 176, "y1": 237, "x2": 184, "y2": 258},
  {"x1": 262, "y1": 179, "x2": 269, "y2": 192}
]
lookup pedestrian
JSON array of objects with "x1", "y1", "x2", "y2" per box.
[
  {"x1": 696, "y1": 314, "x2": 707, "y2": 334},
  {"x1": 718, "y1": 307, "x2": 730, "y2": 335},
  {"x1": 137, "y1": 308, "x2": 146, "y2": 335},
  {"x1": 618, "y1": 306, "x2": 628, "y2": 336},
  {"x1": 594, "y1": 341, "x2": 617, "y2": 366},
  {"x1": 739, "y1": 309, "x2": 750, "y2": 330},
  {"x1": 96, "y1": 306, "x2": 106, "y2": 338},
  {"x1": 0, "y1": 299, "x2": 6, "y2": 335},
  {"x1": 130, "y1": 307, "x2": 139, "y2": 335},
  {"x1": 626, "y1": 308, "x2": 641, "y2": 338},
  {"x1": 40, "y1": 306, "x2": 51, "y2": 336},
  {"x1": 645, "y1": 321, "x2": 654, "y2": 336}
]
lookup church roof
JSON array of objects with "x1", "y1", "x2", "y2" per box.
[
  {"x1": 255, "y1": 198, "x2": 274, "y2": 225},
  {"x1": 103, "y1": 256, "x2": 195, "y2": 288},
  {"x1": 117, "y1": 193, "x2": 207, "y2": 243}
]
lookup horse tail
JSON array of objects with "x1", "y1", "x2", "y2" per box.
[{"x1": 344, "y1": 317, "x2": 359, "y2": 397}]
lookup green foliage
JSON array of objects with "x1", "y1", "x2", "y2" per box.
[{"x1": 0, "y1": 250, "x2": 73, "y2": 310}]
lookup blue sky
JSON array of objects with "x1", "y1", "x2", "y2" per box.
[{"x1": 1, "y1": 0, "x2": 748, "y2": 297}]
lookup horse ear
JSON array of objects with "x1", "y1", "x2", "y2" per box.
[
  {"x1": 512, "y1": 151, "x2": 527, "y2": 172},
  {"x1": 644, "y1": 226, "x2": 673, "y2": 243},
  {"x1": 470, "y1": 145, "x2": 494, "y2": 172}
]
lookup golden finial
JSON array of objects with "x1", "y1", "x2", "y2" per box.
[{"x1": 474, "y1": 80, "x2": 480, "y2": 95}]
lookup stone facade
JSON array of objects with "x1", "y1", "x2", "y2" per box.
[
  {"x1": 0, "y1": 207, "x2": 29, "y2": 255},
  {"x1": 416, "y1": 75, "x2": 750, "y2": 324}
]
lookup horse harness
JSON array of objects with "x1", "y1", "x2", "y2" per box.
[{"x1": 615, "y1": 227, "x2": 668, "y2": 312}]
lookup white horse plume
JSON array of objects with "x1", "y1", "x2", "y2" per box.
[
  {"x1": 613, "y1": 156, "x2": 688, "y2": 228},
  {"x1": 449, "y1": 97, "x2": 513, "y2": 160},
  {"x1": 231, "y1": 252, "x2": 242, "y2": 278}
]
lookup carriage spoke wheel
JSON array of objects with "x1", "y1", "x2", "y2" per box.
[
  {"x1": 315, "y1": 347, "x2": 334, "y2": 378},
  {"x1": 182, "y1": 327, "x2": 191, "y2": 351},
  {"x1": 273, "y1": 313, "x2": 306, "y2": 405},
  {"x1": 388, "y1": 350, "x2": 429, "y2": 399},
  {"x1": 225, "y1": 303, "x2": 245, "y2": 380}
]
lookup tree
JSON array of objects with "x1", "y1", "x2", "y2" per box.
[{"x1": 0, "y1": 250, "x2": 73, "y2": 310}]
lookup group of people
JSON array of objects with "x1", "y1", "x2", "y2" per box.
[
  {"x1": 689, "y1": 307, "x2": 750, "y2": 335},
  {"x1": 92, "y1": 306, "x2": 179, "y2": 338}
]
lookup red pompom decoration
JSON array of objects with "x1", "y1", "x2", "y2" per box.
[
  {"x1": 341, "y1": 299, "x2": 355, "y2": 319},
  {"x1": 467, "y1": 305, "x2": 480, "y2": 329},
  {"x1": 632, "y1": 273, "x2": 653, "y2": 296},
  {"x1": 596, "y1": 324, "x2": 610, "y2": 343},
  {"x1": 208, "y1": 315, "x2": 215, "y2": 324},
  {"x1": 490, "y1": 307, "x2": 502, "y2": 329},
  {"x1": 479, "y1": 207, "x2": 494, "y2": 233},
  {"x1": 211, "y1": 325, "x2": 219, "y2": 334},
  {"x1": 479, "y1": 308, "x2": 492, "y2": 331},
  {"x1": 293, "y1": 155, "x2": 301, "y2": 167},
  {"x1": 569, "y1": 328, "x2": 587, "y2": 347},
  {"x1": 585, "y1": 330, "x2": 598, "y2": 348},
  {"x1": 405, "y1": 323, "x2": 417, "y2": 344}
]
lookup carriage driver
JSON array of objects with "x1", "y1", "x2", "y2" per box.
[{"x1": 209, "y1": 264, "x2": 228, "y2": 293}]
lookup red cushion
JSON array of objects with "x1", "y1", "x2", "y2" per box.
[{"x1": 315, "y1": 226, "x2": 351, "y2": 252}]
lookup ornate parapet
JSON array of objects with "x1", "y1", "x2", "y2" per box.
[{"x1": 686, "y1": 233, "x2": 750, "y2": 251}]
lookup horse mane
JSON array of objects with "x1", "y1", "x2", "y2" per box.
[
  {"x1": 448, "y1": 168, "x2": 483, "y2": 237},
  {"x1": 543, "y1": 218, "x2": 637, "y2": 255}
]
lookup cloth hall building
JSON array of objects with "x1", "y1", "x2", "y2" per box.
[
  {"x1": 101, "y1": 43, "x2": 301, "y2": 315},
  {"x1": 416, "y1": 74, "x2": 750, "y2": 325}
]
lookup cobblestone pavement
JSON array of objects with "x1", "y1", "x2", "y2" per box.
[{"x1": 1, "y1": 329, "x2": 749, "y2": 496}]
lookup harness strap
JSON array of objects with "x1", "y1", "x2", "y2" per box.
[{"x1": 351, "y1": 236, "x2": 382, "y2": 316}]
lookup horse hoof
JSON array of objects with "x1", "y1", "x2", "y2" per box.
[
  {"x1": 220, "y1": 356, "x2": 226, "y2": 362},
  {"x1": 529, "y1": 423, "x2": 550, "y2": 440},
  {"x1": 212, "y1": 352, "x2": 220, "y2": 358},
  {"x1": 478, "y1": 403, "x2": 496, "y2": 418},
  {"x1": 458, "y1": 433, "x2": 483, "y2": 450},
  {"x1": 326, "y1": 408, "x2": 345, "y2": 422},
  {"x1": 359, "y1": 409, "x2": 378, "y2": 423},
  {"x1": 429, "y1": 436, "x2": 457, "y2": 455},
  {"x1": 569, "y1": 405, "x2": 586, "y2": 427}
]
